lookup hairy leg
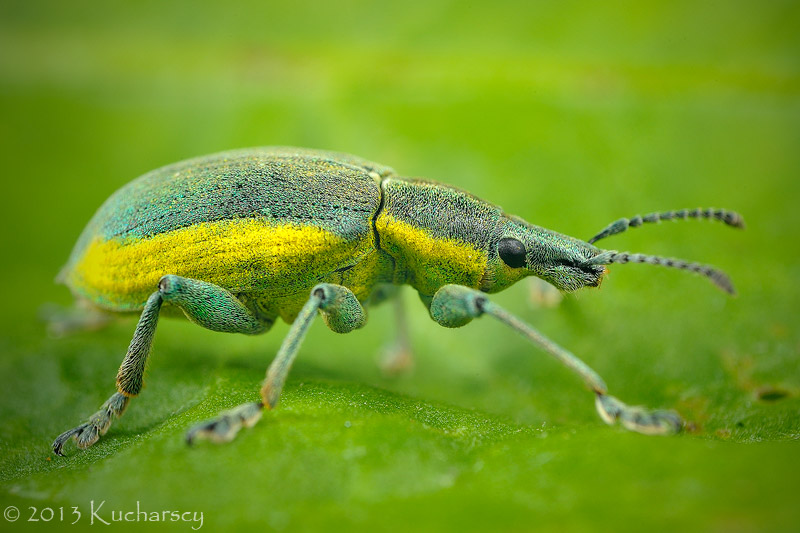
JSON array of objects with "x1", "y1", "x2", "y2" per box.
[
  {"x1": 186, "y1": 283, "x2": 366, "y2": 445},
  {"x1": 369, "y1": 285, "x2": 413, "y2": 375},
  {"x1": 53, "y1": 275, "x2": 270, "y2": 455},
  {"x1": 429, "y1": 284, "x2": 682, "y2": 436}
]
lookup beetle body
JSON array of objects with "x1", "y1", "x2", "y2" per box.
[
  {"x1": 60, "y1": 147, "x2": 601, "y2": 324},
  {"x1": 52, "y1": 146, "x2": 742, "y2": 455}
]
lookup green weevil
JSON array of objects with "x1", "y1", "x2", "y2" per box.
[{"x1": 51, "y1": 146, "x2": 744, "y2": 455}]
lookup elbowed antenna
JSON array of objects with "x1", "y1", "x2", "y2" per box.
[
  {"x1": 588, "y1": 208, "x2": 745, "y2": 245},
  {"x1": 587, "y1": 250, "x2": 736, "y2": 295}
]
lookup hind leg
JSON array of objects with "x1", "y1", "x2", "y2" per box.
[
  {"x1": 52, "y1": 275, "x2": 271, "y2": 456},
  {"x1": 40, "y1": 300, "x2": 114, "y2": 337}
]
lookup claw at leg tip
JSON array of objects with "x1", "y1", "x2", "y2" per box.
[{"x1": 595, "y1": 393, "x2": 683, "y2": 436}]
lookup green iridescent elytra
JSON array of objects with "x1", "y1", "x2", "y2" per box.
[{"x1": 52, "y1": 146, "x2": 744, "y2": 455}]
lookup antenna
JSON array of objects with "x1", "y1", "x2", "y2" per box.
[
  {"x1": 588, "y1": 208, "x2": 745, "y2": 244},
  {"x1": 588, "y1": 250, "x2": 736, "y2": 294}
]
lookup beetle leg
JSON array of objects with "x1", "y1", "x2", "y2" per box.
[
  {"x1": 369, "y1": 285, "x2": 414, "y2": 375},
  {"x1": 428, "y1": 284, "x2": 683, "y2": 436},
  {"x1": 39, "y1": 300, "x2": 113, "y2": 337},
  {"x1": 52, "y1": 291, "x2": 162, "y2": 456},
  {"x1": 526, "y1": 277, "x2": 563, "y2": 309},
  {"x1": 186, "y1": 283, "x2": 366, "y2": 445},
  {"x1": 53, "y1": 276, "x2": 272, "y2": 456},
  {"x1": 381, "y1": 291, "x2": 414, "y2": 374}
]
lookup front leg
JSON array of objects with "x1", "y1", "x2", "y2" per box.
[
  {"x1": 429, "y1": 284, "x2": 682, "y2": 436},
  {"x1": 186, "y1": 283, "x2": 366, "y2": 445}
]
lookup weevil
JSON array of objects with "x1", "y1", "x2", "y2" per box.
[{"x1": 51, "y1": 147, "x2": 744, "y2": 455}]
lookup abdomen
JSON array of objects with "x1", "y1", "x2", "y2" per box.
[{"x1": 61, "y1": 147, "x2": 393, "y2": 312}]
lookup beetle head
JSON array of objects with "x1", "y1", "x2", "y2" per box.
[
  {"x1": 481, "y1": 211, "x2": 739, "y2": 295},
  {"x1": 481, "y1": 215, "x2": 607, "y2": 293}
]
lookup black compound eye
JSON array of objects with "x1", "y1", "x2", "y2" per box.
[{"x1": 498, "y1": 237, "x2": 527, "y2": 268}]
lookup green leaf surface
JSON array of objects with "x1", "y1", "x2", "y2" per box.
[{"x1": 1, "y1": 1, "x2": 798, "y2": 531}]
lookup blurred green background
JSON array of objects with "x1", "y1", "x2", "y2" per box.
[{"x1": 1, "y1": 0, "x2": 798, "y2": 531}]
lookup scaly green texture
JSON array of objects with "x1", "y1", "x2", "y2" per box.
[{"x1": 0, "y1": 0, "x2": 798, "y2": 531}]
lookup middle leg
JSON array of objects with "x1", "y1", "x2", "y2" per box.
[
  {"x1": 369, "y1": 284, "x2": 414, "y2": 374},
  {"x1": 186, "y1": 283, "x2": 367, "y2": 444}
]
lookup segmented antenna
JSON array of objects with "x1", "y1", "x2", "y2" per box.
[
  {"x1": 588, "y1": 250, "x2": 736, "y2": 294},
  {"x1": 588, "y1": 208, "x2": 745, "y2": 245}
]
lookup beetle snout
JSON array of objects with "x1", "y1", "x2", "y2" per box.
[{"x1": 582, "y1": 263, "x2": 608, "y2": 288}]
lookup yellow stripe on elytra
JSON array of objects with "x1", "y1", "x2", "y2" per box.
[
  {"x1": 68, "y1": 218, "x2": 367, "y2": 310},
  {"x1": 375, "y1": 213, "x2": 487, "y2": 295}
]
